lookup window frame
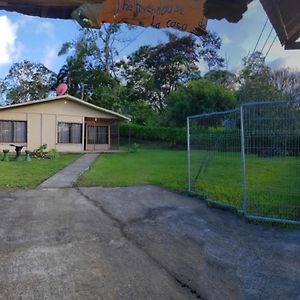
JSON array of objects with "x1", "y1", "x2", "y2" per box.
[
  {"x1": 0, "y1": 120, "x2": 27, "y2": 143},
  {"x1": 57, "y1": 122, "x2": 83, "y2": 144}
]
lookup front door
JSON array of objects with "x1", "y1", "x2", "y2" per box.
[{"x1": 86, "y1": 125, "x2": 109, "y2": 151}]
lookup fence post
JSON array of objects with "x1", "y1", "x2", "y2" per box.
[
  {"x1": 187, "y1": 117, "x2": 191, "y2": 193},
  {"x1": 240, "y1": 105, "x2": 248, "y2": 215}
]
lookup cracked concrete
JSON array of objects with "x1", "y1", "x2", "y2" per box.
[{"x1": 0, "y1": 186, "x2": 299, "y2": 300}]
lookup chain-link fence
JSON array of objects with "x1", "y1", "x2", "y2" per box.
[{"x1": 188, "y1": 100, "x2": 300, "y2": 225}]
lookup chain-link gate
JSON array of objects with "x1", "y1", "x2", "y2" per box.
[{"x1": 188, "y1": 100, "x2": 300, "y2": 225}]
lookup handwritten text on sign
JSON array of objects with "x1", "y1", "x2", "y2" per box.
[{"x1": 81, "y1": 0, "x2": 208, "y2": 35}]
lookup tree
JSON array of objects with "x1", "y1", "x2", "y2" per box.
[
  {"x1": 204, "y1": 70, "x2": 237, "y2": 90},
  {"x1": 163, "y1": 79, "x2": 236, "y2": 127},
  {"x1": 117, "y1": 32, "x2": 224, "y2": 113},
  {"x1": 0, "y1": 60, "x2": 56, "y2": 105},
  {"x1": 271, "y1": 68, "x2": 300, "y2": 100},
  {"x1": 237, "y1": 52, "x2": 285, "y2": 103},
  {"x1": 57, "y1": 26, "x2": 139, "y2": 111}
]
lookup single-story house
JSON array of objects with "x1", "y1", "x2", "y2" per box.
[{"x1": 0, "y1": 95, "x2": 130, "y2": 153}]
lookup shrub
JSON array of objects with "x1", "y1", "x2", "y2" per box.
[
  {"x1": 31, "y1": 144, "x2": 48, "y2": 159},
  {"x1": 31, "y1": 145, "x2": 60, "y2": 159},
  {"x1": 130, "y1": 143, "x2": 140, "y2": 153},
  {"x1": 48, "y1": 149, "x2": 60, "y2": 159},
  {"x1": 120, "y1": 124, "x2": 186, "y2": 145}
]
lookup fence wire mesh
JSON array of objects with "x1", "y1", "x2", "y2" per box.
[{"x1": 188, "y1": 100, "x2": 300, "y2": 225}]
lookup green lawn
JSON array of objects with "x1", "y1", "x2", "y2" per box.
[
  {"x1": 78, "y1": 149, "x2": 300, "y2": 221},
  {"x1": 0, "y1": 154, "x2": 81, "y2": 188},
  {"x1": 78, "y1": 149, "x2": 187, "y2": 191}
]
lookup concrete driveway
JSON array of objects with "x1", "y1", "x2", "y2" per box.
[{"x1": 0, "y1": 186, "x2": 299, "y2": 300}]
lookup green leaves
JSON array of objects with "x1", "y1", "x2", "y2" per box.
[
  {"x1": 0, "y1": 60, "x2": 56, "y2": 104},
  {"x1": 163, "y1": 79, "x2": 237, "y2": 127}
]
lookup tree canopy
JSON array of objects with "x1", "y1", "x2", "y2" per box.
[
  {"x1": 163, "y1": 79, "x2": 237, "y2": 127},
  {"x1": 0, "y1": 60, "x2": 56, "y2": 105}
]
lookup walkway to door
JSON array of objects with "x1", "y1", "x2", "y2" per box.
[{"x1": 39, "y1": 154, "x2": 99, "y2": 188}]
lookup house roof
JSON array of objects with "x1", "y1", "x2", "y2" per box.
[
  {"x1": 260, "y1": 0, "x2": 300, "y2": 50},
  {"x1": 0, "y1": 95, "x2": 131, "y2": 121}
]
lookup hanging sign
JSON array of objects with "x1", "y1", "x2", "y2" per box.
[{"x1": 74, "y1": 0, "x2": 208, "y2": 35}]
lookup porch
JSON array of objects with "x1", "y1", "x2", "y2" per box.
[{"x1": 83, "y1": 117, "x2": 121, "y2": 152}]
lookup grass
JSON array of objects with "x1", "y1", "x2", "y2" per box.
[
  {"x1": 0, "y1": 154, "x2": 81, "y2": 188},
  {"x1": 78, "y1": 148, "x2": 300, "y2": 221},
  {"x1": 78, "y1": 149, "x2": 187, "y2": 191}
]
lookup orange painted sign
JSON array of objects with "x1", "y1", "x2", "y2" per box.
[{"x1": 77, "y1": 0, "x2": 208, "y2": 35}]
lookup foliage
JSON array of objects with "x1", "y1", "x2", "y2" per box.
[
  {"x1": 31, "y1": 145, "x2": 59, "y2": 160},
  {"x1": 48, "y1": 149, "x2": 60, "y2": 159},
  {"x1": 271, "y1": 68, "x2": 300, "y2": 100},
  {"x1": 117, "y1": 32, "x2": 224, "y2": 113},
  {"x1": 237, "y1": 52, "x2": 285, "y2": 103},
  {"x1": 0, "y1": 60, "x2": 56, "y2": 104},
  {"x1": 204, "y1": 70, "x2": 237, "y2": 90},
  {"x1": 120, "y1": 124, "x2": 186, "y2": 145},
  {"x1": 130, "y1": 143, "x2": 140, "y2": 153},
  {"x1": 31, "y1": 144, "x2": 49, "y2": 159},
  {"x1": 163, "y1": 79, "x2": 236, "y2": 127}
]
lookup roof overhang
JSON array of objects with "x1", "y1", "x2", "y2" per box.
[
  {"x1": 0, "y1": 1, "x2": 105, "y2": 20},
  {"x1": 260, "y1": 0, "x2": 300, "y2": 50}
]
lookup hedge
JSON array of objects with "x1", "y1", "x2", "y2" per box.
[
  {"x1": 120, "y1": 124, "x2": 187, "y2": 145},
  {"x1": 120, "y1": 124, "x2": 300, "y2": 156}
]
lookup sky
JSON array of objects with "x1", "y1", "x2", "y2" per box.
[{"x1": 0, "y1": 1, "x2": 299, "y2": 79}]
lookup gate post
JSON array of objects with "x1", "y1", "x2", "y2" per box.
[
  {"x1": 187, "y1": 117, "x2": 191, "y2": 193},
  {"x1": 240, "y1": 105, "x2": 248, "y2": 215}
]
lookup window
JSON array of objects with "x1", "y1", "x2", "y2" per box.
[
  {"x1": 58, "y1": 122, "x2": 82, "y2": 144},
  {"x1": 0, "y1": 121, "x2": 27, "y2": 143}
]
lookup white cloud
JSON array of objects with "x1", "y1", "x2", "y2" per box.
[
  {"x1": 43, "y1": 46, "x2": 58, "y2": 69},
  {"x1": 267, "y1": 39, "x2": 300, "y2": 70},
  {"x1": 0, "y1": 16, "x2": 21, "y2": 65},
  {"x1": 36, "y1": 21, "x2": 55, "y2": 40}
]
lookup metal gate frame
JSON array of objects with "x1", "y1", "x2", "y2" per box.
[{"x1": 187, "y1": 100, "x2": 300, "y2": 225}]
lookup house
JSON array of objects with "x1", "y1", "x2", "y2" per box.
[{"x1": 0, "y1": 95, "x2": 130, "y2": 153}]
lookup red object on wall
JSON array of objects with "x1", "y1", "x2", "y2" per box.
[{"x1": 56, "y1": 83, "x2": 68, "y2": 96}]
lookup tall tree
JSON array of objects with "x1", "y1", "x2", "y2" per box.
[
  {"x1": 117, "y1": 32, "x2": 224, "y2": 113},
  {"x1": 237, "y1": 52, "x2": 285, "y2": 103},
  {"x1": 0, "y1": 60, "x2": 56, "y2": 105},
  {"x1": 271, "y1": 68, "x2": 300, "y2": 100},
  {"x1": 204, "y1": 70, "x2": 237, "y2": 90},
  {"x1": 57, "y1": 26, "x2": 133, "y2": 105}
]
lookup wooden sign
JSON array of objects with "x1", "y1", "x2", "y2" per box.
[{"x1": 75, "y1": 0, "x2": 208, "y2": 35}]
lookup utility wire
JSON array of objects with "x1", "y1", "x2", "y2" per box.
[
  {"x1": 118, "y1": 28, "x2": 147, "y2": 55},
  {"x1": 253, "y1": 18, "x2": 268, "y2": 53},
  {"x1": 261, "y1": 27, "x2": 274, "y2": 53},
  {"x1": 265, "y1": 35, "x2": 277, "y2": 59}
]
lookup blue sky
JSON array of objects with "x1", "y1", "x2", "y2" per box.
[{"x1": 0, "y1": 1, "x2": 298, "y2": 79}]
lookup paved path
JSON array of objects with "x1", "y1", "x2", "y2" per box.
[
  {"x1": 0, "y1": 186, "x2": 299, "y2": 299},
  {"x1": 39, "y1": 154, "x2": 98, "y2": 188}
]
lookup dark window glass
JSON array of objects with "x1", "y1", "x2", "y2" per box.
[
  {"x1": 58, "y1": 123, "x2": 82, "y2": 144},
  {"x1": 87, "y1": 126, "x2": 108, "y2": 144},
  {"x1": 0, "y1": 121, "x2": 27, "y2": 143},
  {"x1": 96, "y1": 126, "x2": 108, "y2": 144}
]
